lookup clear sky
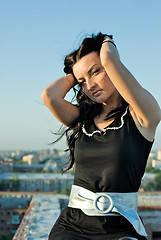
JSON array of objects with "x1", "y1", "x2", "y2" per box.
[{"x1": 0, "y1": 0, "x2": 161, "y2": 151}]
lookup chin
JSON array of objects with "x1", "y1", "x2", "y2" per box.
[
  {"x1": 92, "y1": 99, "x2": 105, "y2": 104},
  {"x1": 95, "y1": 97, "x2": 109, "y2": 104}
]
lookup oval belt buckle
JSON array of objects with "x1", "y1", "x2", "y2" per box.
[{"x1": 93, "y1": 194, "x2": 114, "y2": 214}]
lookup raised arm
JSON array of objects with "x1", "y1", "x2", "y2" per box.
[
  {"x1": 41, "y1": 74, "x2": 80, "y2": 126},
  {"x1": 100, "y1": 38, "x2": 161, "y2": 140}
]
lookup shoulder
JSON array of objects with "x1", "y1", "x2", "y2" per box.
[{"x1": 129, "y1": 106, "x2": 157, "y2": 142}]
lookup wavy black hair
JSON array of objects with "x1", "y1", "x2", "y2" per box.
[{"x1": 54, "y1": 32, "x2": 115, "y2": 172}]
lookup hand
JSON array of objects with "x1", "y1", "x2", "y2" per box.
[
  {"x1": 66, "y1": 74, "x2": 77, "y2": 88},
  {"x1": 102, "y1": 36, "x2": 116, "y2": 47},
  {"x1": 100, "y1": 37, "x2": 120, "y2": 67}
]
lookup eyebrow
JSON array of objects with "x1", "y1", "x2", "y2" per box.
[
  {"x1": 77, "y1": 64, "x2": 98, "y2": 81},
  {"x1": 88, "y1": 64, "x2": 98, "y2": 74}
]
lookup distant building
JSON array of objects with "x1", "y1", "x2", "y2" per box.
[
  {"x1": 22, "y1": 154, "x2": 39, "y2": 165},
  {"x1": 157, "y1": 149, "x2": 161, "y2": 160},
  {"x1": 152, "y1": 159, "x2": 161, "y2": 169},
  {"x1": 147, "y1": 152, "x2": 156, "y2": 166},
  {"x1": 0, "y1": 173, "x2": 74, "y2": 192},
  {"x1": 0, "y1": 162, "x2": 13, "y2": 173},
  {"x1": 0, "y1": 195, "x2": 31, "y2": 236},
  {"x1": 11, "y1": 150, "x2": 26, "y2": 160},
  {"x1": 13, "y1": 164, "x2": 45, "y2": 173},
  {"x1": 38, "y1": 149, "x2": 50, "y2": 162}
]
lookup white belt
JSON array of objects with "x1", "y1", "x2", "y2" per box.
[{"x1": 68, "y1": 185, "x2": 147, "y2": 237}]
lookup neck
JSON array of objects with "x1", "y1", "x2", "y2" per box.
[{"x1": 102, "y1": 91, "x2": 123, "y2": 114}]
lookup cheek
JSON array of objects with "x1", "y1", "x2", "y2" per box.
[
  {"x1": 108, "y1": 80, "x2": 115, "y2": 89},
  {"x1": 98, "y1": 72, "x2": 110, "y2": 85},
  {"x1": 102, "y1": 76, "x2": 114, "y2": 89}
]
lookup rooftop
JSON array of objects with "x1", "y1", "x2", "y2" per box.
[
  {"x1": 11, "y1": 192, "x2": 161, "y2": 240},
  {"x1": 13, "y1": 194, "x2": 69, "y2": 240},
  {"x1": 0, "y1": 195, "x2": 31, "y2": 209}
]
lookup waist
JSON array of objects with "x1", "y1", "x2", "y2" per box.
[
  {"x1": 68, "y1": 185, "x2": 138, "y2": 215},
  {"x1": 68, "y1": 185, "x2": 147, "y2": 236}
]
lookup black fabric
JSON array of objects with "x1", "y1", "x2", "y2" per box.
[
  {"x1": 49, "y1": 107, "x2": 153, "y2": 240},
  {"x1": 49, "y1": 208, "x2": 147, "y2": 240},
  {"x1": 74, "y1": 107, "x2": 153, "y2": 193},
  {"x1": 49, "y1": 230, "x2": 146, "y2": 240}
]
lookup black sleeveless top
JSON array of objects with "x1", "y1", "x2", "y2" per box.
[
  {"x1": 74, "y1": 106, "x2": 153, "y2": 193},
  {"x1": 49, "y1": 106, "x2": 153, "y2": 240}
]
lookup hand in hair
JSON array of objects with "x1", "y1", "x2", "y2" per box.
[{"x1": 100, "y1": 37, "x2": 120, "y2": 67}]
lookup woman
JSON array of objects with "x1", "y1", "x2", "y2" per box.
[{"x1": 41, "y1": 33, "x2": 161, "y2": 240}]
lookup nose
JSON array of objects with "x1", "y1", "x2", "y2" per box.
[{"x1": 86, "y1": 78, "x2": 96, "y2": 91}]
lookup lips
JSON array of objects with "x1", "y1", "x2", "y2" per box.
[{"x1": 93, "y1": 89, "x2": 102, "y2": 97}]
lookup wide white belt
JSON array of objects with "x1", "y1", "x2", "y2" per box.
[{"x1": 68, "y1": 185, "x2": 147, "y2": 237}]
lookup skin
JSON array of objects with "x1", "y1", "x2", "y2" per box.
[
  {"x1": 99, "y1": 38, "x2": 161, "y2": 141},
  {"x1": 73, "y1": 51, "x2": 123, "y2": 130},
  {"x1": 41, "y1": 74, "x2": 79, "y2": 126},
  {"x1": 41, "y1": 38, "x2": 161, "y2": 141},
  {"x1": 73, "y1": 52, "x2": 120, "y2": 105}
]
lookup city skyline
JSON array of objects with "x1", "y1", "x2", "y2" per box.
[{"x1": 1, "y1": 0, "x2": 161, "y2": 151}]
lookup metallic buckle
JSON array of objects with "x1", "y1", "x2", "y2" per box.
[{"x1": 93, "y1": 194, "x2": 113, "y2": 214}]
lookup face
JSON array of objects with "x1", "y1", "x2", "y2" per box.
[{"x1": 73, "y1": 51, "x2": 116, "y2": 104}]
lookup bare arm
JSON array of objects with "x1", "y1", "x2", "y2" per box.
[
  {"x1": 100, "y1": 38, "x2": 161, "y2": 139},
  {"x1": 41, "y1": 74, "x2": 80, "y2": 126}
]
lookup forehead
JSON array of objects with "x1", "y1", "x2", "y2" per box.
[{"x1": 73, "y1": 52, "x2": 100, "y2": 77}]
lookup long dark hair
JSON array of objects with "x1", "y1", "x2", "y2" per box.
[{"x1": 55, "y1": 32, "x2": 114, "y2": 172}]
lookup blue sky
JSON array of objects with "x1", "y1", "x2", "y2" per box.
[{"x1": 0, "y1": 0, "x2": 161, "y2": 151}]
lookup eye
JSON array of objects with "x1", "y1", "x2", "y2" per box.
[{"x1": 91, "y1": 69, "x2": 100, "y2": 76}]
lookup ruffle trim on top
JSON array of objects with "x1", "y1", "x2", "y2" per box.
[{"x1": 82, "y1": 106, "x2": 129, "y2": 137}]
